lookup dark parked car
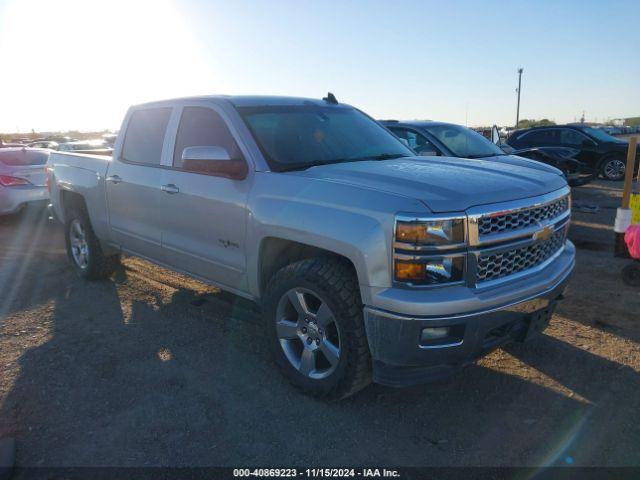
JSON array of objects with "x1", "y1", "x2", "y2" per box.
[
  {"x1": 380, "y1": 120, "x2": 593, "y2": 186},
  {"x1": 506, "y1": 125, "x2": 637, "y2": 181}
]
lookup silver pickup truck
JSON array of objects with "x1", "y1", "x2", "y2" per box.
[{"x1": 48, "y1": 95, "x2": 575, "y2": 398}]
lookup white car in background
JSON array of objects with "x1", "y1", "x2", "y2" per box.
[
  {"x1": 0, "y1": 148, "x2": 50, "y2": 215},
  {"x1": 58, "y1": 140, "x2": 112, "y2": 155}
]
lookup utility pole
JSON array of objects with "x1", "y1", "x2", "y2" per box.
[{"x1": 515, "y1": 68, "x2": 523, "y2": 129}]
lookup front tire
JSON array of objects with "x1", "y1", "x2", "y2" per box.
[
  {"x1": 64, "y1": 208, "x2": 120, "y2": 280},
  {"x1": 262, "y1": 257, "x2": 372, "y2": 399},
  {"x1": 601, "y1": 157, "x2": 626, "y2": 181}
]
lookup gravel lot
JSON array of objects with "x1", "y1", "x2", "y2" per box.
[{"x1": 1, "y1": 180, "x2": 639, "y2": 469}]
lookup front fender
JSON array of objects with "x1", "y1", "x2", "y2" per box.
[{"x1": 246, "y1": 173, "x2": 428, "y2": 301}]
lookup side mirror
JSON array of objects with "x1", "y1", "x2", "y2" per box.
[
  {"x1": 181, "y1": 146, "x2": 247, "y2": 180},
  {"x1": 491, "y1": 125, "x2": 500, "y2": 145}
]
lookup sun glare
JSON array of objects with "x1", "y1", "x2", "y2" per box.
[{"x1": 0, "y1": 0, "x2": 216, "y2": 132}]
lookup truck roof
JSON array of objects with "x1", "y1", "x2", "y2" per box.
[
  {"x1": 380, "y1": 120, "x2": 450, "y2": 128},
  {"x1": 133, "y1": 95, "x2": 346, "y2": 109}
]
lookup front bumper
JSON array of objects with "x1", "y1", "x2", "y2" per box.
[
  {"x1": 0, "y1": 185, "x2": 49, "y2": 215},
  {"x1": 364, "y1": 241, "x2": 575, "y2": 387}
]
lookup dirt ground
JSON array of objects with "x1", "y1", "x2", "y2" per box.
[{"x1": 0, "y1": 180, "x2": 639, "y2": 470}]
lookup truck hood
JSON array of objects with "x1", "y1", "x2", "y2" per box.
[
  {"x1": 289, "y1": 156, "x2": 567, "y2": 213},
  {"x1": 476, "y1": 153, "x2": 570, "y2": 173}
]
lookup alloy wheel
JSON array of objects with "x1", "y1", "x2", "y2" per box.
[
  {"x1": 275, "y1": 288, "x2": 341, "y2": 379},
  {"x1": 69, "y1": 219, "x2": 89, "y2": 269},
  {"x1": 604, "y1": 159, "x2": 625, "y2": 180}
]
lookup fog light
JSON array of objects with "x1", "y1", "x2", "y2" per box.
[{"x1": 421, "y1": 327, "x2": 450, "y2": 342}]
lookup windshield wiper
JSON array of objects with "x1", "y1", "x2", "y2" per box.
[
  {"x1": 346, "y1": 153, "x2": 411, "y2": 161},
  {"x1": 466, "y1": 153, "x2": 506, "y2": 159},
  {"x1": 276, "y1": 153, "x2": 410, "y2": 172}
]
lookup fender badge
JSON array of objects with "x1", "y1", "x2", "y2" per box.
[{"x1": 533, "y1": 225, "x2": 554, "y2": 242}]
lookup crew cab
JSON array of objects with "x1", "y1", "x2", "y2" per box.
[{"x1": 48, "y1": 95, "x2": 575, "y2": 398}]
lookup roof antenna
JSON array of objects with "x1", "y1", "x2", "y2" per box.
[{"x1": 323, "y1": 92, "x2": 338, "y2": 104}]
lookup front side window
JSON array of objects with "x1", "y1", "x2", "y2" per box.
[
  {"x1": 516, "y1": 129, "x2": 559, "y2": 147},
  {"x1": 121, "y1": 107, "x2": 171, "y2": 165},
  {"x1": 173, "y1": 106, "x2": 243, "y2": 169},
  {"x1": 559, "y1": 129, "x2": 589, "y2": 147},
  {"x1": 389, "y1": 127, "x2": 437, "y2": 152},
  {"x1": 238, "y1": 105, "x2": 412, "y2": 171}
]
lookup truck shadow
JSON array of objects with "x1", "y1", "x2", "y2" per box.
[
  {"x1": 0, "y1": 207, "x2": 68, "y2": 321},
  {"x1": 2, "y1": 269, "x2": 638, "y2": 468}
]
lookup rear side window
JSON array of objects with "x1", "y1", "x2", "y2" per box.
[
  {"x1": 173, "y1": 106, "x2": 243, "y2": 169},
  {"x1": 513, "y1": 129, "x2": 558, "y2": 147},
  {"x1": 0, "y1": 150, "x2": 49, "y2": 166},
  {"x1": 121, "y1": 107, "x2": 171, "y2": 165}
]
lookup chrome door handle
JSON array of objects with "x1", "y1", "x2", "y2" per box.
[
  {"x1": 160, "y1": 184, "x2": 180, "y2": 194},
  {"x1": 106, "y1": 175, "x2": 122, "y2": 184}
]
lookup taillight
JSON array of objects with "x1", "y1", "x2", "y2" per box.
[{"x1": 0, "y1": 175, "x2": 31, "y2": 187}]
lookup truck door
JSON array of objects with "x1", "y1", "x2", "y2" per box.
[
  {"x1": 159, "y1": 104, "x2": 250, "y2": 293},
  {"x1": 106, "y1": 106, "x2": 172, "y2": 259}
]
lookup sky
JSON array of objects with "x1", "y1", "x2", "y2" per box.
[{"x1": 0, "y1": 0, "x2": 638, "y2": 132}]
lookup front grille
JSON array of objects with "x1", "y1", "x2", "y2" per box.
[
  {"x1": 478, "y1": 196, "x2": 569, "y2": 237},
  {"x1": 476, "y1": 230, "x2": 566, "y2": 283}
]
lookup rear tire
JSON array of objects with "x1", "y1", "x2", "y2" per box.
[
  {"x1": 262, "y1": 257, "x2": 372, "y2": 399},
  {"x1": 64, "y1": 207, "x2": 120, "y2": 280}
]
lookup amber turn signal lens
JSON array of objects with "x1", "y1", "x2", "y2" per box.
[
  {"x1": 394, "y1": 262, "x2": 425, "y2": 281},
  {"x1": 395, "y1": 218, "x2": 465, "y2": 246},
  {"x1": 396, "y1": 223, "x2": 427, "y2": 243}
]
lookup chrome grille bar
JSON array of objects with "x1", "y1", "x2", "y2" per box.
[
  {"x1": 476, "y1": 228, "x2": 567, "y2": 284},
  {"x1": 478, "y1": 196, "x2": 569, "y2": 237}
]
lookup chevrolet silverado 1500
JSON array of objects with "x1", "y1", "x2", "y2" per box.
[{"x1": 48, "y1": 95, "x2": 575, "y2": 398}]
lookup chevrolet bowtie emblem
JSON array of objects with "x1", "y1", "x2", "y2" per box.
[{"x1": 533, "y1": 225, "x2": 554, "y2": 242}]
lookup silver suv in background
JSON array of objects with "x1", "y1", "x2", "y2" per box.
[
  {"x1": 0, "y1": 147, "x2": 50, "y2": 215},
  {"x1": 47, "y1": 95, "x2": 575, "y2": 398}
]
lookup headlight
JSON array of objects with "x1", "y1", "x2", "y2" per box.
[
  {"x1": 394, "y1": 214, "x2": 467, "y2": 285},
  {"x1": 395, "y1": 218, "x2": 465, "y2": 246},
  {"x1": 394, "y1": 256, "x2": 465, "y2": 284}
]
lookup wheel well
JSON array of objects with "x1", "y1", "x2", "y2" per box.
[
  {"x1": 61, "y1": 190, "x2": 87, "y2": 220},
  {"x1": 258, "y1": 237, "x2": 358, "y2": 296}
]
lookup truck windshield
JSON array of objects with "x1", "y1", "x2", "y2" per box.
[
  {"x1": 424, "y1": 124, "x2": 506, "y2": 158},
  {"x1": 238, "y1": 105, "x2": 413, "y2": 171}
]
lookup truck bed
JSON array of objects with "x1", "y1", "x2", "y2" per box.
[{"x1": 48, "y1": 151, "x2": 114, "y2": 241}]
